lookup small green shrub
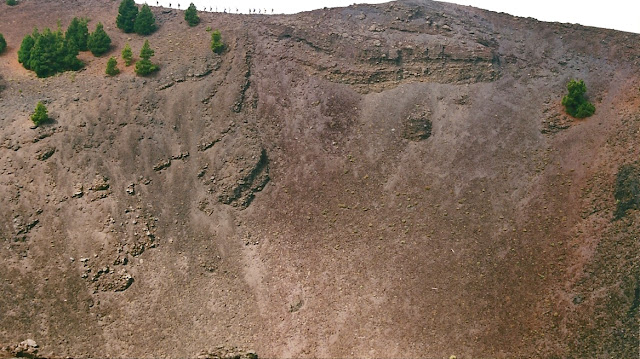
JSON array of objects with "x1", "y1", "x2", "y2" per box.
[
  {"x1": 205, "y1": 26, "x2": 212, "y2": 32},
  {"x1": 121, "y1": 43, "x2": 133, "y2": 66},
  {"x1": 614, "y1": 163, "x2": 640, "y2": 219},
  {"x1": 210, "y1": 30, "x2": 224, "y2": 54},
  {"x1": 134, "y1": 4, "x2": 156, "y2": 35},
  {"x1": 134, "y1": 59, "x2": 158, "y2": 75},
  {"x1": 562, "y1": 79, "x2": 595, "y2": 118},
  {"x1": 31, "y1": 101, "x2": 48, "y2": 127},
  {"x1": 0, "y1": 33, "x2": 6, "y2": 54},
  {"x1": 6, "y1": 0, "x2": 18, "y2": 6},
  {"x1": 134, "y1": 40, "x2": 158, "y2": 75},
  {"x1": 139, "y1": 39, "x2": 154, "y2": 60},
  {"x1": 106, "y1": 56, "x2": 119, "y2": 76},
  {"x1": 184, "y1": 3, "x2": 200, "y2": 26},
  {"x1": 87, "y1": 22, "x2": 111, "y2": 56}
]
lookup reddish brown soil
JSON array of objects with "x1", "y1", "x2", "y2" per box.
[{"x1": 0, "y1": 0, "x2": 639, "y2": 358}]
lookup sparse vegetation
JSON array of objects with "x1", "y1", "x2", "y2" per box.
[
  {"x1": 106, "y1": 56, "x2": 119, "y2": 76},
  {"x1": 18, "y1": 27, "x2": 83, "y2": 77},
  {"x1": 562, "y1": 79, "x2": 596, "y2": 118},
  {"x1": 0, "y1": 33, "x2": 6, "y2": 54},
  {"x1": 31, "y1": 101, "x2": 48, "y2": 127},
  {"x1": 614, "y1": 163, "x2": 640, "y2": 219},
  {"x1": 134, "y1": 40, "x2": 158, "y2": 75},
  {"x1": 121, "y1": 43, "x2": 133, "y2": 65},
  {"x1": 87, "y1": 22, "x2": 111, "y2": 56},
  {"x1": 6, "y1": 0, "x2": 18, "y2": 6},
  {"x1": 65, "y1": 17, "x2": 89, "y2": 51},
  {"x1": 210, "y1": 30, "x2": 224, "y2": 54},
  {"x1": 134, "y1": 4, "x2": 156, "y2": 35},
  {"x1": 116, "y1": 0, "x2": 138, "y2": 33},
  {"x1": 184, "y1": 3, "x2": 200, "y2": 26}
]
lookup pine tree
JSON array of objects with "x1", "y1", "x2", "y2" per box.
[
  {"x1": 0, "y1": 33, "x2": 6, "y2": 54},
  {"x1": 184, "y1": 3, "x2": 200, "y2": 26},
  {"x1": 29, "y1": 28, "x2": 61, "y2": 77},
  {"x1": 134, "y1": 4, "x2": 156, "y2": 35},
  {"x1": 87, "y1": 22, "x2": 111, "y2": 56},
  {"x1": 562, "y1": 79, "x2": 596, "y2": 119},
  {"x1": 65, "y1": 17, "x2": 89, "y2": 51},
  {"x1": 210, "y1": 30, "x2": 224, "y2": 54},
  {"x1": 135, "y1": 40, "x2": 158, "y2": 75},
  {"x1": 31, "y1": 101, "x2": 48, "y2": 127},
  {"x1": 116, "y1": 0, "x2": 138, "y2": 33},
  {"x1": 17, "y1": 27, "x2": 81, "y2": 77},
  {"x1": 59, "y1": 29, "x2": 83, "y2": 71},
  {"x1": 106, "y1": 57, "x2": 119, "y2": 76},
  {"x1": 121, "y1": 43, "x2": 133, "y2": 66},
  {"x1": 6, "y1": 0, "x2": 18, "y2": 6},
  {"x1": 18, "y1": 29, "x2": 38, "y2": 70},
  {"x1": 134, "y1": 59, "x2": 158, "y2": 75},
  {"x1": 139, "y1": 39, "x2": 154, "y2": 60}
]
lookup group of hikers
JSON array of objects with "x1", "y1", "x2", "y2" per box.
[{"x1": 155, "y1": 1, "x2": 274, "y2": 14}]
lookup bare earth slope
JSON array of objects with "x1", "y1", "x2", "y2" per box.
[{"x1": 0, "y1": 0, "x2": 639, "y2": 357}]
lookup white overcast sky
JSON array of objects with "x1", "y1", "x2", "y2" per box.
[{"x1": 137, "y1": 0, "x2": 640, "y2": 34}]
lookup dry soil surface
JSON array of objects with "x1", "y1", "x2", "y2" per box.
[{"x1": 0, "y1": 0, "x2": 639, "y2": 358}]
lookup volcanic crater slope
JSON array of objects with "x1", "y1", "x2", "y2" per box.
[{"x1": 0, "y1": 0, "x2": 639, "y2": 358}]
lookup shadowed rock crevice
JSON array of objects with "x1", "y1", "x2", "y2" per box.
[{"x1": 218, "y1": 148, "x2": 270, "y2": 209}]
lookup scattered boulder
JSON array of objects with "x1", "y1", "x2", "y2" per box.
[
  {"x1": 2, "y1": 339, "x2": 40, "y2": 359},
  {"x1": 156, "y1": 81, "x2": 175, "y2": 91},
  {"x1": 126, "y1": 183, "x2": 135, "y2": 195},
  {"x1": 88, "y1": 267, "x2": 134, "y2": 292},
  {"x1": 573, "y1": 294, "x2": 584, "y2": 305},
  {"x1": 541, "y1": 113, "x2": 572, "y2": 134},
  {"x1": 90, "y1": 175, "x2": 110, "y2": 191},
  {"x1": 171, "y1": 152, "x2": 190, "y2": 160},
  {"x1": 114, "y1": 271, "x2": 134, "y2": 292},
  {"x1": 36, "y1": 147, "x2": 56, "y2": 161},
  {"x1": 72, "y1": 183, "x2": 84, "y2": 198},
  {"x1": 368, "y1": 24, "x2": 385, "y2": 32},
  {"x1": 403, "y1": 110, "x2": 432, "y2": 141},
  {"x1": 153, "y1": 159, "x2": 172, "y2": 171},
  {"x1": 197, "y1": 346, "x2": 257, "y2": 359},
  {"x1": 11, "y1": 215, "x2": 39, "y2": 243}
]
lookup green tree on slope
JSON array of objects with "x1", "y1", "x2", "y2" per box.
[
  {"x1": 106, "y1": 56, "x2": 119, "y2": 76},
  {"x1": 0, "y1": 33, "x2": 6, "y2": 54},
  {"x1": 87, "y1": 22, "x2": 111, "y2": 56},
  {"x1": 185, "y1": 3, "x2": 200, "y2": 26},
  {"x1": 562, "y1": 79, "x2": 596, "y2": 118},
  {"x1": 210, "y1": 30, "x2": 224, "y2": 54},
  {"x1": 135, "y1": 40, "x2": 158, "y2": 75},
  {"x1": 134, "y1": 4, "x2": 156, "y2": 35},
  {"x1": 116, "y1": 0, "x2": 138, "y2": 33},
  {"x1": 31, "y1": 101, "x2": 48, "y2": 127},
  {"x1": 65, "y1": 17, "x2": 89, "y2": 51},
  {"x1": 121, "y1": 42, "x2": 133, "y2": 65}
]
